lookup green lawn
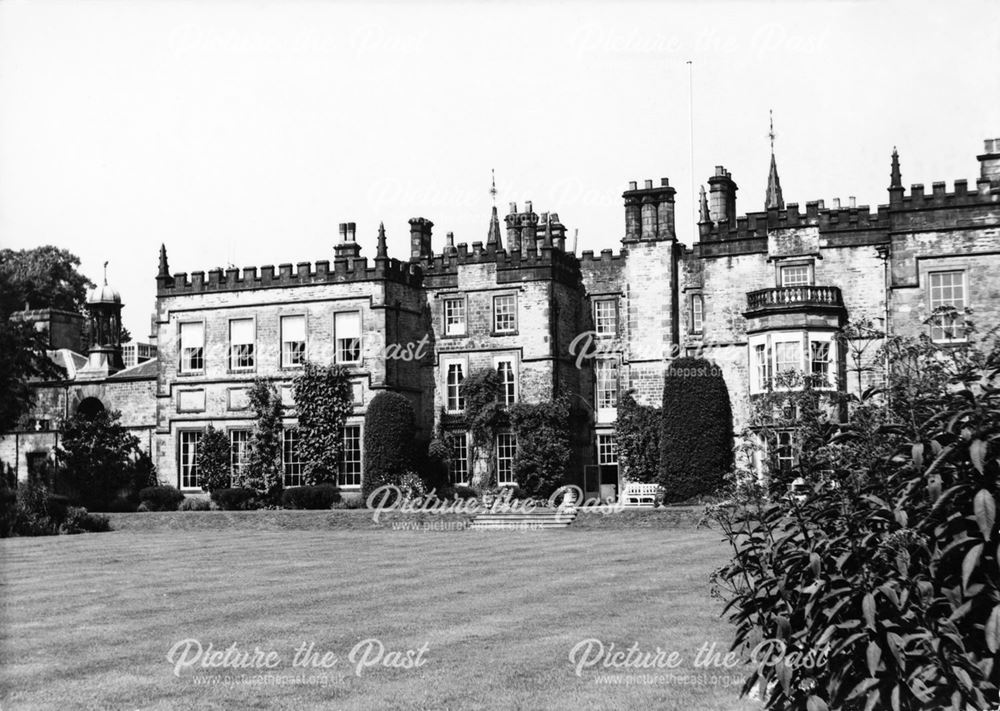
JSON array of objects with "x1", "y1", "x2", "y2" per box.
[{"x1": 0, "y1": 527, "x2": 760, "y2": 710}]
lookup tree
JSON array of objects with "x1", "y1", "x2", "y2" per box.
[
  {"x1": 197, "y1": 426, "x2": 231, "y2": 492},
  {"x1": 362, "y1": 391, "x2": 416, "y2": 500},
  {"x1": 292, "y1": 362, "x2": 353, "y2": 485},
  {"x1": 0, "y1": 246, "x2": 94, "y2": 315},
  {"x1": 614, "y1": 392, "x2": 661, "y2": 484},
  {"x1": 244, "y1": 379, "x2": 283, "y2": 500},
  {"x1": 0, "y1": 268, "x2": 63, "y2": 434},
  {"x1": 509, "y1": 397, "x2": 575, "y2": 498},
  {"x1": 54, "y1": 409, "x2": 144, "y2": 510},
  {"x1": 462, "y1": 368, "x2": 507, "y2": 492},
  {"x1": 659, "y1": 357, "x2": 734, "y2": 503}
]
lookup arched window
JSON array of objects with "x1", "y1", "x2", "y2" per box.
[{"x1": 76, "y1": 397, "x2": 105, "y2": 420}]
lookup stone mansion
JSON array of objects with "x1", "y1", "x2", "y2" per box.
[{"x1": 3, "y1": 136, "x2": 999, "y2": 501}]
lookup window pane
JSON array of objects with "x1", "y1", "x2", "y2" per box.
[
  {"x1": 230, "y1": 319, "x2": 253, "y2": 344},
  {"x1": 780, "y1": 265, "x2": 810, "y2": 286},
  {"x1": 447, "y1": 432, "x2": 469, "y2": 485},
  {"x1": 283, "y1": 428, "x2": 303, "y2": 487},
  {"x1": 339, "y1": 425, "x2": 362, "y2": 487},
  {"x1": 444, "y1": 299, "x2": 466, "y2": 336},
  {"x1": 928, "y1": 272, "x2": 966, "y2": 342},
  {"x1": 336, "y1": 311, "x2": 361, "y2": 362},
  {"x1": 446, "y1": 362, "x2": 465, "y2": 412},
  {"x1": 774, "y1": 342, "x2": 802, "y2": 374},
  {"x1": 597, "y1": 434, "x2": 617, "y2": 466},
  {"x1": 594, "y1": 300, "x2": 616, "y2": 336},
  {"x1": 497, "y1": 360, "x2": 516, "y2": 406},
  {"x1": 281, "y1": 315, "x2": 306, "y2": 367},
  {"x1": 180, "y1": 322, "x2": 204, "y2": 372},
  {"x1": 230, "y1": 430, "x2": 249, "y2": 487},
  {"x1": 496, "y1": 433, "x2": 516, "y2": 486},
  {"x1": 595, "y1": 360, "x2": 619, "y2": 409},
  {"x1": 179, "y1": 431, "x2": 202, "y2": 489},
  {"x1": 494, "y1": 295, "x2": 517, "y2": 333}
]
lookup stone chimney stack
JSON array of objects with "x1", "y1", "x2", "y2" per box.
[
  {"x1": 978, "y1": 138, "x2": 1000, "y2": 184},
  {"x1": 505, "y1": 202, "x2": 521, "y2": 251},
  {"x1": 520, "y1": 201, "x2": 538, "y2": 255},
  {"x1": 708, "y1": 166, "x2": 738, "y2": 226},
  {"x1": 408, "y1": 217, "x2": 434, "y2": 262},
  {"x1": 622, "y1": 177, "x2": 676, "y2": 242},
  {"x1": 334, "y1": 222, "x2": 361, "y2": 259}
]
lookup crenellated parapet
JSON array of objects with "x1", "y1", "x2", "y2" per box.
[
  {"x1": 420, "y1": 240, "x2": 582, "y2": 288},
  {"x1": 156, "y1": 255, "x2": 423, "y2": 296}
]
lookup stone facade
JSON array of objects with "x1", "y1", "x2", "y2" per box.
[{"x1": 4, "y1": 137, "x2": 999, "y2": 500}]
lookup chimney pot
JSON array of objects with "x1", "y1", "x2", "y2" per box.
[
  {"x1": 660, "y1": 178, "x2": 669, "y2": 187},
  {"x1": 833, "y1": 198, "x2": 841, "y2": 209},
  {"x1": 347, "y1": 222, "x2": 356, "y2": 241},
  {"x1": 644, "y1": 179, "x2": 653, "y2": 189},
  {"x1": 628, "y1": 181, "x2": 637, "y2": 190},
  {"x1": 849, "y1": 196, "x2": 856, "y2": 208},
  {"x1": 525, "y1": 200, "x2": 533, "y2": 213},
  {"x1": 508, "y1": 202, "x2": 517, "y2": 214},
  {"x1": 338, "y1": 223, "x2": 347, "y2": 241}
]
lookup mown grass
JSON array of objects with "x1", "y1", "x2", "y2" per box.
[{"x1": 0, "y1": 527, "x2": 757, "y2": 710}]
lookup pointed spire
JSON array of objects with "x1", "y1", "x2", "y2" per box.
[
  {"x1": 890, "y1": 146, "x2": 902, "y2": 188},
  {"x1": 765, "y1": 110, "x2": 785, "y2": 210},
  {"x1": 376, "y1": 222, "x2": 388, "y2": 259},
  {"x1": 158, "y1": 244, "x2": 169, "y2": 277},
  {"x1": 698, "y1": 185, "x2": 710, "y2": 223},
  {"x1": 103, "y1": 260, "x2": 109, "y2": 285},
  {"x1": 487, "y1": 205, "x2": 503, "y2": 250}
]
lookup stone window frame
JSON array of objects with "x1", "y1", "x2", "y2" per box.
[
  {"x1": 596, "y1": 432, "x2": 618, "y2": 466},
  {"x1": 492, "y1": 352, "x2": 519, "y2": 407},
  {"x1": 334, "y1": 310, "x2": 363, "y2": 366},
  {"x1": 227, "y1": 427, "x2": 251, "y2": 485},
  {"x1": 446, "y1": 430, "x2": 470, "y2": 486},
  {"x1": 775, "y1": 259, "x2": 815, "y2": 288},
  {"x1": 689, "y1": 293, "x2": 704, "y2": 334},
  {"x1": 492, "y1": 293, "x2": 518, "y2": 336},
  {"x1": 177, "y1": 319, "x2": 206, "y2": 376},
  {"x1": 177, "y1": 428, "x2": 204, "y2": 491},
  {"x1": 442, "y1": 294, "x2": 468, "y2": 338},
  {"x1": 441, "y1": 354, "x2": 468, "y2": 414},
  {"x1": 280, "y1": 313, "x2": 308, "y2": 370},
  {"x1": 226, "y1": 386, "x2": 250, "y2": 412},
  {"x1": 926, "y1": 268, "x2": 968, "y2": 344},
  {"x1": 338, "y1": 421, "x2": 363, "y2": 489},
  {"x1": 227, "y1": 316, "x2": 257, "y2": 374},
  {"x1": 594, "y1": 357, "x2": 620, "y2": 424},
  {"x1": 748, "y1": 330, "x2": 838, "y2": 394},
  {"x1": 496, "y1": 431, "x2": 517, "y2": 486},
  {"x1": 282, "y1": 426, "x2": 304, "y2": 488},
  {"x1": 592, "y1": 298, "x2": 618, "y2": 338}
]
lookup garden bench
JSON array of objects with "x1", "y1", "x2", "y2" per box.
[{"x1": 621, "y1": 482, "x2": 659, "y2": 507}]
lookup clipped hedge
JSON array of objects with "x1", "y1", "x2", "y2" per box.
[
  {"x1": 138, "y1": 486, "x2": 185, "y2": 512},
  {"x1": 362, "y1": 391, "x2": 416, "y2": 500},
  {"x1": 615, "y1": 392, "x2": 661, "y2": 484},
  {"x1": 281, "y1": 484, "x2": 341, "y2": 510},
  {"x1": 659, "y1": 357, "x2": 733, "y2": 503},
  {"x1": 210, "y1": 488, "x2": 259, "y2": 511}
]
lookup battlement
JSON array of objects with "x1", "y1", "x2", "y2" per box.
[
  {"x1": 420, "y1": 241, "x2": 582, "y2": 285},
  {"x1": 894, "y1": 177, "x2": 999, "y2": 210},
  {"x1": 156, "y1": 256, "x2": 423, "y2": 296}
]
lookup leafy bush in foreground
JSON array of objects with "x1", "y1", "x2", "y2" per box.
[
  {"x1": 281, "y1": 484, "x2": 341, "y2": 510},
  {"x1": 715, "y1": 332, "x2": 1000, "y2": 710},
  {"x1": 210, "y1": 488, "x2": 259, "y2": 511},
  {"x1": 138, "y1": 486, "x2": 185, "y2": 512}
]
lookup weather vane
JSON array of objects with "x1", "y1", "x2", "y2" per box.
[
  {"x1": 490, "y1": 168, "x2": 497, "y2": 206},
  {"x1": 103, "y1": 260, "x2": 109, "y2": 285},
  {"x1": 768, "y1": 109, "x2": 776, "y2": 153}
]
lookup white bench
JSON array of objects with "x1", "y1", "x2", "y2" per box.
[{"x1": 621, "y1": 482, "x2": 660, "y2": 507}]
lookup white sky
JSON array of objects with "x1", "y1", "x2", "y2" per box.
[{"x1": 1, "y1": 0, "x2": 998, "y2": 339}]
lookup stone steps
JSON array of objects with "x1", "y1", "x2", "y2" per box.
[{"x1": 468, "y1": 509, "x2": 577, "y2": 530}]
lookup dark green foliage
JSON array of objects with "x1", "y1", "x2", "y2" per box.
[
  {"x1": 614, "y1": 392, "x2": 662, "y2": 484},
  {"x1": 0, "y1": 246, "x2": 95, "y2": 315},
  {"x1": 244, "y1": 379, "x2": 283, "y2": 499},
  {"x1": 292, "y1": 362, "x2": 353, "y2": 485},
  {"x1": 281, "y1": 484, "x2": 341, "y2": 510},
  {"x1": 508, "y1": 397, "x2": 574, "y2": 498},
  {"x1": 138, "y1": 486, "x2": 185, "y2": 512},
  {"x1": 462, "y1": 369, "x2": 508, "y2": 491},
  {"x1": 417, "y1": 436, "x2": 450, "y2": 494},
  {"x1": 715, "y1": 331, "x2": 1000, "y2": 710},
  {"x1": 197, "y1": 425, "x2": 231, "y2": 492},
  {"x1": 61, "y1": 507, "x2": 111, "y2": 534},
  {"x1": 659, "y1": 358, "x2": 734, "y2": 503},
  {"x1": 362, "y1": 392, "x2": 416, "y2": 499},
  {"x1": 179, "y1": 497, "x2": 211, "y2": 511},
  {"x1": 55, "y1": 409, "x2": 146, "y2": 510},
  {"x1": 0, "y1": 482, "x2": 108, "y2": 537},
  {"x1": 451, "y1": 485, "x2": 477, "y2": 500},
  {"x1": 210, "y1": 487, "x2": 259, "y2": 511},
  {"x1": 0, "y1": 248, "x2": 91, "y2": 434}
]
